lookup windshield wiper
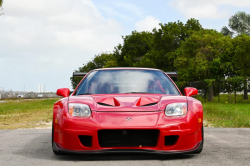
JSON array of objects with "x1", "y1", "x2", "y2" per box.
[
  {"x1": 123, "y1": 92, "x2": 155, "y2": 94},
  {"x1": 78, "y1": 93, "x2": 92, "y2": 95}
]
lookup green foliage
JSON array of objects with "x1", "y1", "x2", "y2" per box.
[
  {"x1": 133, "y1": 53, "x2": 157, "y2": 68},
  {"x1": 233, "y1": 35, "x2": 250, "y2": 77},
  {"x1": 204, "y1": 79, "x2": 216, "y2": 87},
  {"x1": 220, "y1": 11, "x2": 250, "y2": 99},
  {"x1": 70, "y1": 19, "x2": 203, "y2": 89},
  {"x1": 232, "y1": 34, "x2": 250, "y2": 99},
  {"x1": 104, "y1": 60, "x2": 118, "y2": 68},
  {"x1": 174, "y1": 29, "x2": 232, "y2": 81},
  {"x1": 224, "y1": 77, "x2": 244, "y2": 93},
  {"x1": 0, "y1": 0, "x2": 3, "y2": 15},
  {"x1": 113, "y1": 31, "x2": 153, "y2": 67},
  {"x1": 112, "y1": 19, "x2": 202, "y2": 71},
  {"x1": 148, "y1": 18, "x2": 203, "y2": 71},
  {"x1": 70, "y1": 16, "x2": 250, "y2": 100}
]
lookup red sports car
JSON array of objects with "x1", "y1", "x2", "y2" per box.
[{"x1": 52, "y1": 68, "x2": 203, "y2": 155}]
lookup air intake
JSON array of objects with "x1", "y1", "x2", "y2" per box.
[
  {"x1": 78, "y1": 135, "x2": 92, "y2": 147},
  {"x1": 98, "y1": 129, "x2": 159, "y2": 147},
  {"x1": 164, "y1": 135, "x2": 179, "y2": 146}
]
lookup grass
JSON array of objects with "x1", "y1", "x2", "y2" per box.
[
  {"x1": 194, "y1": 94, "x2": 250, "y2": 128},
  {"x1": 0, "y1": 98, "x2": 59, "y2": 129}
]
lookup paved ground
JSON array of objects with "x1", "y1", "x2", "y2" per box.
[{"x1": 0, "y1": 128, "x2": 250, "y2": 166}]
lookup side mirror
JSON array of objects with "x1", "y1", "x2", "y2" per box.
[
  {"x1": 184, "y1": 87, "x2": 198, "y2": 97},
  {"x1": 56, "y1": 88, "x2": 70, "y2": 97}
]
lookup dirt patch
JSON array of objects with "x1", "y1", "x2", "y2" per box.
[
  {"x1": 33, "y1": 121, "x2": 52, "y2": 129},
  {"x1": 203, "y1": 120, "x2": 214, "y2": 127}
]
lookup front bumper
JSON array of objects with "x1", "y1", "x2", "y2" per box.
[{"x1": 53, "y1": 110, "x2": 203, "y2": 154}]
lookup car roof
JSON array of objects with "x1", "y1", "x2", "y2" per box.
[{"x1": 93, "y1": 67, "x2": 162, "y2": 71}]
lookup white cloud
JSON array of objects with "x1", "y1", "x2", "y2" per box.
[
  {"x1": 135, "y1": 16, "x2": 160, "y2": 32},
  {"x1": 0, "y1": 0, "x2": 123, "y2": 91},
  {"x1": 168, "y1": 0, "x2": 250, "y2": 20},
  {"x1": 218, "y1": 0, "x2": 250, "y2": 7}
]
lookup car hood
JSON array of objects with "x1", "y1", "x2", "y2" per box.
[{"x1": 69, "y1": 94, "x2": 187, "y2": 112}]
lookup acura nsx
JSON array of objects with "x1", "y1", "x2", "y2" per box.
[{"x1": 52, "y1": 68, "x2": 203, "y2": 155}]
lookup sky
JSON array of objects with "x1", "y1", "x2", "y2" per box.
[{"x1": 0, "y1": 0, "x2": 250, "y2": 92}]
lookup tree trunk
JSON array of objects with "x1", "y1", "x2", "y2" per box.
[
  {"x1": 244, "y1": 78, "x2": 248, "y2": 100},
  {"x1": 208, "y1": 83, "x2": 214, "y2": 101},
  {"x1": 235, "y1": 86, "x2": 237, "y2": 103},
  {"x1": 218, "y1": 79, "x2": 220, "y2": 102}
]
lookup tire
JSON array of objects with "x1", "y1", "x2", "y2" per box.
[
  {"x1": 52, "y1": 123, "x2": 63, "y2": 155},
  {"x1": 192, "y1": 125, "x2": 203, "y2": 154}
]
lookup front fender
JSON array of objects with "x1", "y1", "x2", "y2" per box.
[
  {"x1": 187, "y1": 97, "x2": 203, "y2": 130},
  {"x1": 53, "y1": 97, "x2": 69, "y2": 132}
]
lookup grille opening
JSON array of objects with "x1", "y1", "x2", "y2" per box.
[
  {"x1": 78, "y1": 135, "x2": 92, "y2": 147},
  {"x1": 141, "y1": 102, "x2": 158, "y2": 106},
  {"x1": 97, "y1": 102, "x2": 113, "y2": 107},
  {"x1": 164, "y1": 135, "x2": 179, "y2": 146},
  {"x1": 98, "y1": 129, "x2": 159, "y2": 147}
]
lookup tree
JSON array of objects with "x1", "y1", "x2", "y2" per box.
[
  {"x1": 113, "y1": 31, "x2": 153, "y2": 67},
  {"x1": 148, "y1": 18, "x2": 203, "y2": 71},
  {"x1": 219, "y1": 42, "x2": 239, "y2": 102},
  {"x1": 233, "y1": 35, "x2": 250, "y2": 98},
  {"x1": 0, "y1": 0, "x2": 3, "y2": 15},
  {"x1": 113, "y1": 19, "x2": 202, "y2": 71},
  {"x1": 221, "y1": 11, "x2": 250, "y2": 99},
  {"x1": 71, "y1": 19, "x2": 203, "y2": 89},
  {"x1": 174, "y1": 29, "x2": 232, "y2": 101},
  {"x1": 133, "y1": 53, "x2": 157, "y2": 68},
  {"x1": 221, "y1": 11, "x2": 250, "y2": 37},
  {"x1": 224, "y1": 76, "x2": 244, "y2": 103}
]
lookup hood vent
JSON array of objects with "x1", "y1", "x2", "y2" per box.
[
  {"x1": 141, "y1": 102, "x2": 158, "y2": 107},
  {"x1": 97, "y1": 102, "x2": 113, "y2": 107},
  {"x1": 136, "y1": 97, "x2": 158, "y2": 107},
  {"x1": 96, "y1": 97, "x2": 120, "y2": 107},
  {"x1": 95, "y1": 96, "x2": 158, "y2": 107}
]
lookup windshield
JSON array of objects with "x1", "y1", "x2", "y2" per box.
[{"x1": 74, "y1": 69, "x2": 180, "y2": 95}]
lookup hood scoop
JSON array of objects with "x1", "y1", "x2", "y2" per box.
[
  {"x1": 136, "y1": 97, "x2": 158, "y2": 107},
  {"x1": 94, "y1": 95, "x2": 159, "y2": 108},
  {"x1": 96, "y1": 97, "x2": 120, "y2": 107}
]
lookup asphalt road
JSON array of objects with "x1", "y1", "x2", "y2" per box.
[{"x1": 0, "y1": 128, "x2": 250, "y2": 166}]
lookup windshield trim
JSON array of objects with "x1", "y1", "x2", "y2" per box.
[{"x1": 73, "y1": 69, "x2": 181, "y2": 96}]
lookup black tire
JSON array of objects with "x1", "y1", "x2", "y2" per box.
[
  {"x1": 52, "y1": 123, "x2": 63, "y2": 155},
  {"x1": 192, "y1": 125, "x2": 203, "y2": 154}
]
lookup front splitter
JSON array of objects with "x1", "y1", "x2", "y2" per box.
[{"x1": 52, "y1": 141, "x2": 202, "y2": 155}]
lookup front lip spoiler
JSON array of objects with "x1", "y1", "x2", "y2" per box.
[{"x1": 53, "y1": 141, "x2": 202, "y2": 155}]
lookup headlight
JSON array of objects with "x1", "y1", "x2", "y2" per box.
[
  {"x1": 165, "y1": 103, "x2": 187, "y2": 116},
  {"x1": 68, "y1": 103, "x2": 91, "y2": 117}
]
